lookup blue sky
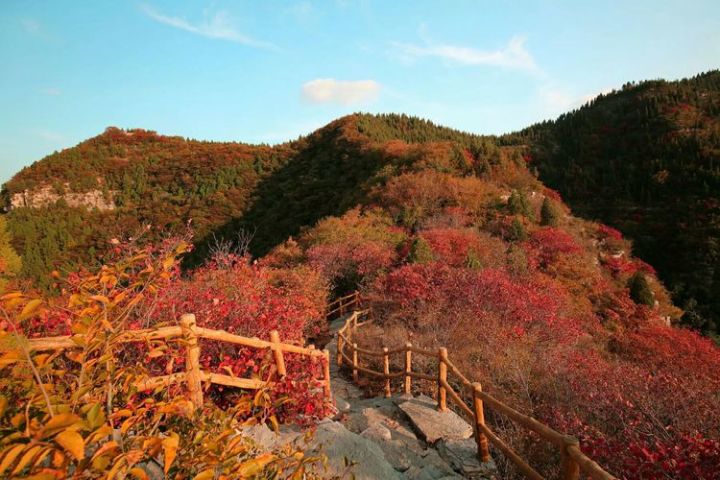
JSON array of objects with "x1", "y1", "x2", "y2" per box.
[{"x1": 1, "y1": 0, "x2": 718, "y2": 184}]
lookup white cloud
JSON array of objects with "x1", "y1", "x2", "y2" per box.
[
  {"x1": 285, "y1": 2, "x2": 313, "y2": 20},
  {"x1": 538, "y1": 86, "x2": 614, "y2": 116},
  {"x1": 40, "y1": 87, "x2": 61, "y2": 96},
  {"x1": 21, "y1": 18, "x2": 42, "y2": 35},
  {"x1": 391, "y1": 35, "x2": 539, "y2": 73},
  {"x1": 140, "y1": 4, "x2": 277, "y2": 50},
  {"x1": 35, "y1": 129, "x2": 64, "y2": 143},
  {"x1": 301, "y1": 79, "x2": 381, "y2": 105}
]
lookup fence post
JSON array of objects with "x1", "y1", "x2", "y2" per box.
[
  {"x1": 404, "y1": 342, "x2": 412, "y2": 395},
  {"x1": 352, "y1": 343, "x2": 359, "y2": 382},
  {"x1": 269, "y1": 330, "x2": 287, "y2": 377},
  {"x1": 438, "y1": 347, "x2": 448, "y2": 411},
  {"x1": 561, "y1": 436, "x2": 581, "y2": 480},
  {"x1": 472, "y1": 382, "x2": 491, "y2": 463},
  {"x1": 383, "y1": 347, "x2": 391, "y2": 397},
  {"x1": 323, "y1": 349, "x2": 333, "y2": 402},
  {"x1": 337, "y1": 333, "x2": 344, "y2": 367},
  {"x1": 180, "y1": 314, "x2": 203, "y2": 408}
]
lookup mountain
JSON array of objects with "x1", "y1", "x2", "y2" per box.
[
  {"x1": 514, "y1": 70, "x2": 720, "y2": 336},
  {"x1": 3, "y1": 103, "x2": 720, "y2": 477},
  {"x1": 3, "y1": 70, "x2": 720, "y2": 339}
]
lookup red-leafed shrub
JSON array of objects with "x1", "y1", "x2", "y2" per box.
[
  {"x1": 300, "y1": 208, "x2": 404, "y2": 289},
  {"x1": 420, "y1": 228, "x2": 506, "y2": 268},
  {"x1": 525, "y1": 227, "x2": 582, "y2": 268}
]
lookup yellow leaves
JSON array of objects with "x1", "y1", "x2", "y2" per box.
[
  {"x1": 68, "y1": 294, "x2": 84, "y2": 308},
  {"x1": 0, "y1": 395, "x2": 8, "y2": 418},
  {"x1": 19, "y1": 299, "x2": 43, "y2": 321},
  {"x1": 85, "y1": 402, "x2": 106, "y2": 429},
  {"x1": 193, "y1": 469, "x2": 215, "y2": 480},
  {"x1": 11, "y1": 444, "x2": 43, "y2": 475},
  {"x1": 129, "y1": 467, "x2": 150, "y2": 480},
  {"x1": 41, "y1": 413, "x2": 82, "y2": 438},
  {"x1": 90, "y1": 295, "x2": 110, "y2": 306},
  {"x1": 54, "y1": 430, "x2": 84, "y2": 461},
  {"x1": 162, "y1": 432, "x2": 179, "y2": 475},
  {"x1": 235, "y1": 453, "x2": 276, "y2": 477},
  {"x1": 0, "y1": 444, "x2": 25, "y2": 475}
]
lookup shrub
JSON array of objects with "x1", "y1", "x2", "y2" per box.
[
  {"x1": 540, "y1": 197, "x2": 560, "y2": 226},
  {"x1": 0, "y1": 240, "x2": 323, "y2": 478},
  {"x1": 628, "y1": 272, "x2": 654, "y2": 306}
]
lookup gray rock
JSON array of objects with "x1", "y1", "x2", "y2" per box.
[
  {"x1": 361, "y1": 424, "x2": 392, "y2": 441},
  {"x1": 306, "y1": 420, "x2": 403, "y2": 479},
  {"x1": 399, "y1": 395, "x2": 473, "y2": 444},
  {"x1": 437, "y1": 438, "x2": 498, "y2": 479},
  {"x1": 335, "y1": 395, "x2": 351, "y2": 413},
  {"x1": 236, "y1": 423, "x2": 303, "y2": 451}
]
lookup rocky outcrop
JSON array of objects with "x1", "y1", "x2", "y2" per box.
[{"x1": 9, "y1": 186, "x2": 116, "y2": 211}]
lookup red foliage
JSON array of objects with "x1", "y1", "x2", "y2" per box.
[
  {"x1": 374, "y1": 263, "x2": 581, "y2": 341},
  {"x1": 420, "y1": 228, "x2": 486, "y2": 267},
  {"x1": 307, "y1": 241, "x2": 396, "y2": 283},
  {"x1": 597, "y1": 224, "x2": 624, "y2": 241},
  {"x1": 525, "y1": 227, "x2": 582, "y2": 268}
]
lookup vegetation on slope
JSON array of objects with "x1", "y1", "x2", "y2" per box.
[
  {"x1": 0, "y1": 239, "x2": 330, "y2": 478},
  {"x1": 2, "y1": 105, "x2": 720, "y2": 478},
  {"x1": 514, "y1": 70, "x2": 720, "y2": 337}
]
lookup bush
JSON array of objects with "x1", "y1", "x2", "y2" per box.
[
  {"x1": 628, "y1": 272, "x2": 654, "y2": 306},
  {"x1": 0, "y1": 240, "x2": 324, "y2": 478},
  {"x1": 540, "y1": 197, "x2": 560, "y2": 226}
]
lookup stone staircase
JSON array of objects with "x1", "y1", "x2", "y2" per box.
[{"x1": 242, "y1": 317, "x2": 498, "y2": 479}]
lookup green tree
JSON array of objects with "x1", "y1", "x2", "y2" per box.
[
  {"x1": 540, "y1": 197, "x2": 561, "y2": 226},
  {"x1": 508, "y1": 217, "x2": 528, "y2": 242},
  {"x1": 629, "y1": 272, "x2": 654, "y2": 306},
  {"x1": 408, "y1": 237, "x2": 433, "y2": 264},
  {"x1": 0, "y1": 216, "x2": 21, "y2": 290},
  {"x1": 508, "y1": 190, "x2": 534, "y2": 219}
]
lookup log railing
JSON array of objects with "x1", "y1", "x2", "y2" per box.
[
  {"x1": 26, "y1": 314, "x2": 332, "y2": 409},
  {"x1": 337, "y1": 310, "x2": 617, "y2": 480},
  {"x1": 325, "y1": 291, "x2": 362, "y2": 319}
]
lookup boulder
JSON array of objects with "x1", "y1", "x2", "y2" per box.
[{"x1": 398, "y1": 395, "x2": 473, "y2": 444}]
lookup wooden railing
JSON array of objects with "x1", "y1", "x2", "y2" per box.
[
  {"x1": 325, "y1": 291, "x2": 362, "y2": 319},
  {"x1": 337, "y1": 310, "x2": 617, "y2": 480},
  {"x1": 27, "y1": 314, "x2": 332, "y2": 409}
]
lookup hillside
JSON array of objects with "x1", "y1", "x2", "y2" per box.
[
  {"x1": 513, "y1": 70, "x2": 720, "y2": 336},
  {"x1": 2, "y1": 107, "x2": 720, "y2": 477}
]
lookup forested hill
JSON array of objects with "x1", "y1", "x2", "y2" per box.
[
  {"x1": 1, "y1": 114, "x2": 514, "y2": 288},
  {"x1": 3, "y1": 70, "x2": 720, "y2": 339},
  {"x1": 513, "y1": 70, "x2": 720, "y2": 336}
]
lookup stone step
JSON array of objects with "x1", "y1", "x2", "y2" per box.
[{"x1": 397, "y1": 394, "x2": 474, "y2": 444}]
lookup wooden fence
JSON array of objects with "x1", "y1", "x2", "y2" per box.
[
  {"x1": 337, "y1": 308, "x2": 617, "y2": 480},
  {"x1": 27, "y1": 314, "x2": 332, "y2": 409}
]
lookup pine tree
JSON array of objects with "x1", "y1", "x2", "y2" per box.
[
  {"x1": 629, "y1": 272, "x2": 654, "y2": 306},
  {"x1": 540, "y1": 197, "x2": 560, "y2": 226},
  {"x1": 408, "y1": 237, "x2": 433, "y2": 264},
  {"x1": 508, "y1": 217, "x2": 528, "y2": 242},
  {"x1": 508, "y1": 190, "x2": 533, "y2": 219},
  {"x1": 0, "y1": 217, "x2": 21, "y2": 291}
]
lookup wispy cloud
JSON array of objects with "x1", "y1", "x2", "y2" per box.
[
  {"x1": 35, "y1": 129, "x2": 64, "y2": 143},
  {"x1": 301, "y1": 79, "x2": 381, "y2": 105},
  {"x1": 39, "y1": 87, "x2": 61, "y2": 96},
  {"x1": 140, "y1": 4, "x2": 277, "y2": 50},
  {"x1": 538, "y1": 86, "x2": 614, "y2": 116},
  {"x1": 21, "y1": 18, "x2": 42, "y2": 35},
  {"x1": 391, "y1": 35, "x2": 540, "y2": 74}
]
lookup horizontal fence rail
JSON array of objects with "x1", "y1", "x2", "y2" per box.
[
  {"x1": 337, "y1": 308, "x2": 617, "y2": 480},
  {"x1": 26, "y1": 314, "x2": 332, "y2": 408}
]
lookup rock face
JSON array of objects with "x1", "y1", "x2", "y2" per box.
[
  {"x1": 9, "y1": 186, "x2": 116, "y2": 211},
  {"x1": 306, "y1": 419, "x2": 404, "y2": 480},
  {"x1": 398, "y1": 395, "x2": 474, "y2": 444}
]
